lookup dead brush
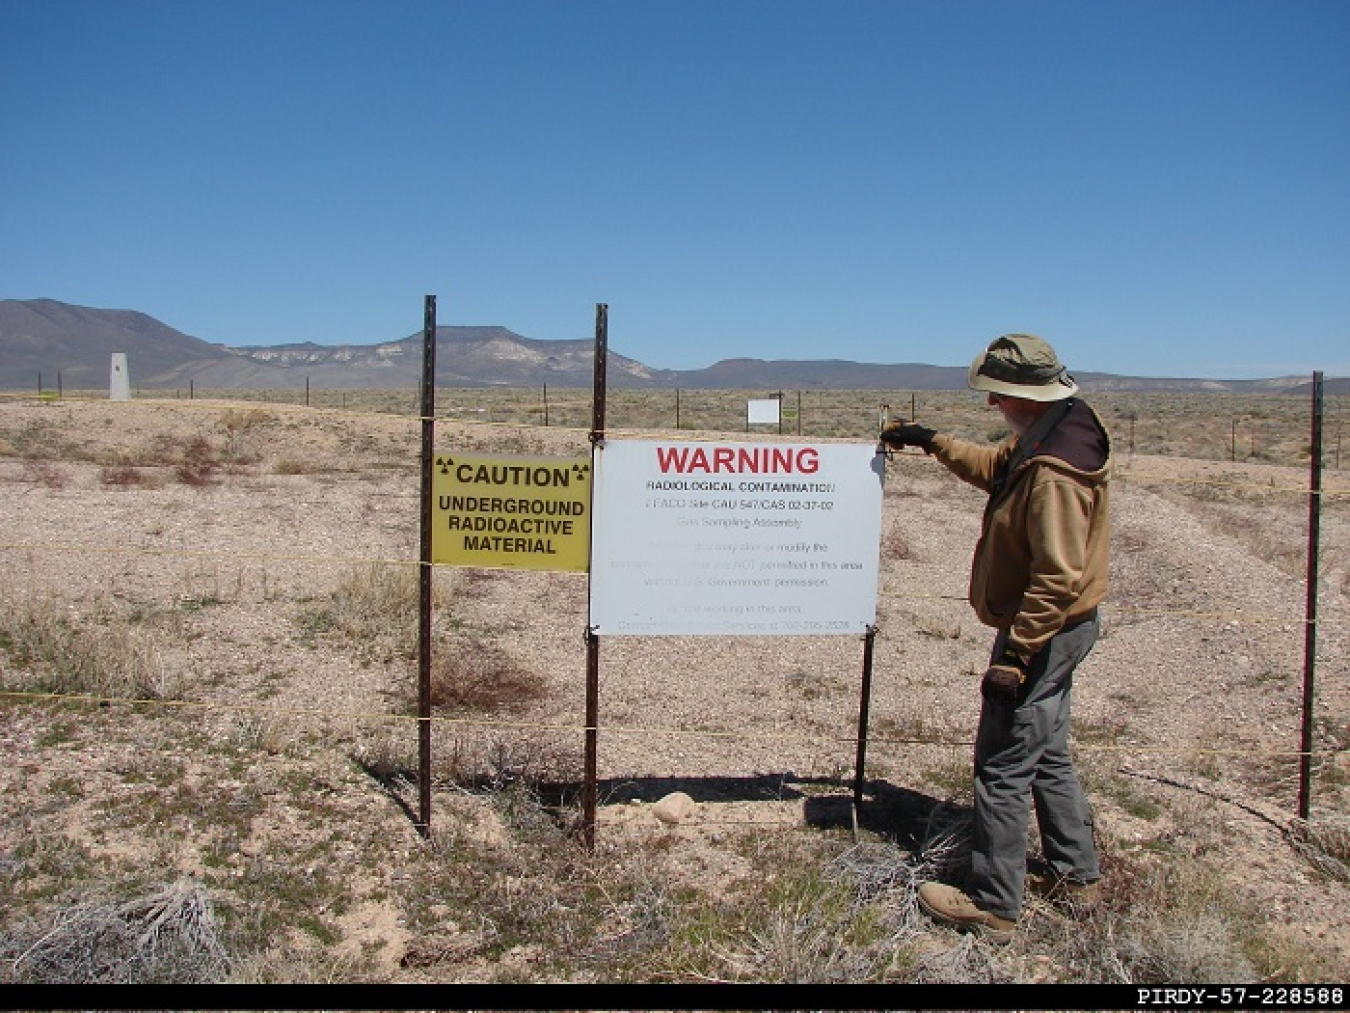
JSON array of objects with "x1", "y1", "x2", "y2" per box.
[
  {"x1": 100, "y1": 463, "x2": 159, "y2": 488},
  {"x1": 20, "y1": 459, "x2": 68, "y2": 489},
  {"x1": 888, "y1": 800, "x2": 1271, "y2": 983},
  {"x1": 174, "y1": 435, "x2": 221, "y2": 486},
  {"x1": 429, "y1": 635, "x2": 547, "y2": 715},
  {"x1": 2, "y1": 878, "x2": 227, "y2": 984},
  {"x1": 217, "y1": 408, "x2": 273, "y2": 464},
  {"x1": 352, "y1": 732, "x2": 414, "y2": 784},
  {"x1": 135, "y1": 430, "x2": 223, "y2": 485},
  {"x1": 302, "y1": 562, "x2": 430, "y2": 662},
  {"x1": 706, "y1": 877, "x2": 895, "y2": 983},
  {"x1": 0, "y1": 597, "x2": 180, "y2": 700},
  {"x1": 1050, "y1": 856, "x2": 1258, "y2": 983},
  {"x1": 881, "y1": 529, "x2": 914, "y2": 561},
  {"x1": 1287, "y1": 814, "x2": 1350, "y2": 883}
]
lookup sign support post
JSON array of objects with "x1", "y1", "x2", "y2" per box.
[
  {"x1": 852, "y1": 624, "x2": 878, "y2": 811},
  {"x1": 583, "y1": 303, "x2": 607, "y2": 850},
  {"x1": 417, "y1": 295, "x2": 436, "y2": 836}
]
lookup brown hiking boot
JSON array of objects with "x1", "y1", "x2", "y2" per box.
[
  {"x1": 917, "y1": 881, "x2": 1016, "y2": 944},
  {"x1": 1025, "y1": 869, "x2": 1102, "y2": 912}
]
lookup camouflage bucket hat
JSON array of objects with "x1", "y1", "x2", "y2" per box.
[{"x1": 967, "y1": 333, "x2": 1078, "y2": 402}]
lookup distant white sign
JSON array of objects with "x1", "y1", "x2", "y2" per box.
[
  {"x1": 589, "y1": 440, "x2": 885, "y2": 635},
  {"x1": 109, "y1": 353, "x2": 130, "y2": 401},
  {"x1": 747, "y1": 398, "x2": 781, "y2": 425}
]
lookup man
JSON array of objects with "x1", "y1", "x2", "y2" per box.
[{"x1": 879, "y1": 333, "x2": 1110, "y2": 943}]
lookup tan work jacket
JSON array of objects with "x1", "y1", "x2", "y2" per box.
[{"x1": 927, "y1": 400, "x2": 1111, "y2": 663}]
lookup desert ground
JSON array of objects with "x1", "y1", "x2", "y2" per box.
[{"x1": 1, "y1": 388, "x2": 1347, "y2": 985}]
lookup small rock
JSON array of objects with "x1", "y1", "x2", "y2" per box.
[{"x1": 652, "y1": 791, "x2": 697, "y2": 825}]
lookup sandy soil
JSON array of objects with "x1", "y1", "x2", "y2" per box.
[{"x1": 1, "y1": 395, "x2": 1347, "y2": 980}]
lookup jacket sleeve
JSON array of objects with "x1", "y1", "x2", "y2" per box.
[
  {"x1": 1011, "y1": 468, "x2": 1095, "y2": 658},
  {"x1": 929, "y1": 433, "x2": 1014, "y2": 493}
]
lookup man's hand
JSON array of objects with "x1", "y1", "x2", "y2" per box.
[
  {"x1": 981, "y1": 646, "x2": 1030, "y2": 702},
  {"x1": 879, "y1": 420, "x2": 936, "y2": 452}
]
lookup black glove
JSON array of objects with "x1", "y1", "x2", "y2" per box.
[
  {"x1": 981, "y1": 646, "x2": 1030, "y2": 703},
  {"x1": 879, "y1": 420, "x2": 937, "y2": 452}
]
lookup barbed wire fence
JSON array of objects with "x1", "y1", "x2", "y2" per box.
[{"x1": 1, "y1": 387, "x2": 1346, "y2": 832}]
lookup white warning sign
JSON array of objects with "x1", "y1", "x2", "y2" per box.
[{"x1": 589, "y1": 441, "x2": 885, "y2": 635}]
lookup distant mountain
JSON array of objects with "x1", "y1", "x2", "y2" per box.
[
  {"x1": 0, "y1": 298, "x2": 1336, "y2": 394},
  {"x1": 0, "y1": 300, "x2": 670, "y2": 391},
  {"x1": 1, "y1": 299, "x2": 227, "y2": 390}
]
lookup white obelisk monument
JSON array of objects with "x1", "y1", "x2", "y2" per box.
[{"x1": 110, "y1": 353, "x2": 130, "y2": 400}]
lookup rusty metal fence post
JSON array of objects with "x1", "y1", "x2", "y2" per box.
[
  {"x1": 417, "y1": 295, "x2": 437, "y2": 835},
  {"x1": 1297, "y1": 372, "x2": 1323, "y2": 820}
]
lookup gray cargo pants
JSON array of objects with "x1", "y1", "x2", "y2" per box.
[{"x1": 968, "y1": 614, "x2": 1101, "y2": 921}]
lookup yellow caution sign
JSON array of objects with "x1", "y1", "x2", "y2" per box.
[{"x1": 432, "y1": 452, "x2": 591, "y2": 571}]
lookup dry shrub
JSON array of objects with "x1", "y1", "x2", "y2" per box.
[
  {"x1": 894, "y1": 792, "x2": 1277, "y2": 983},
  {"x1": 0, "y1": 597, "x2": 180, "y2": 699},
  {"x1": 2, "y1": 879, "x2": 227, "y2": 984},
  {"x1": 133, "y1": 431, "x2": 223, "y2": 484},
  {"x1": 304, "y1": 563, "x2": 422, "y2": 662},
  {"x1": 352, "y1": 732, "x2": 414, "y2": 783},
  {"x1": 1288, "y1": 814, "x2": 1350, "y2": 883},
  {"x1": 175, "y1": 435, "x2": 220, "y2": 486},
  {"x1": 100, "y1": 464, "x2": 160, "y2": 488},
  {"x1": 707, "y1": 874, "x2": 898, "y2": 983},
  {"x1": 218, "y1": 408, "x2": 273, "y2": 464},
  {"x1": 1014, "y1": 839, "x2": 1347, "y2": 983},
  {"x1": 21, "y1": 459, "x2": 69, "y2": 489},
  {"x1": 273, "y1": 458, "x2": 320, "y2": 475},
  {"x1": 882, "y1": 529, "x2": 914, "y2": 560},
  {"x1": 430, "y1": 635, "x2": 547, "y2": 714},
  {"x1": 1094, "y1": 868, "x2": 1258, "y2": 982},
  {"x1": 219, "y1": 943, "x2": 371, "y2": 985},
  {"x1": 433, "y1": 731, "x2": 576, "y2": 790}
]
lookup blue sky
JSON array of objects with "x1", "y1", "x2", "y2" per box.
[{"x1": 3, "y1": 0, "x2": 1346, "y2": 379}]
